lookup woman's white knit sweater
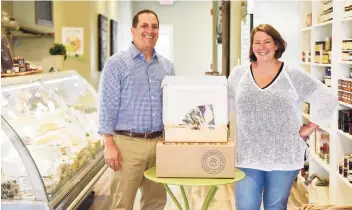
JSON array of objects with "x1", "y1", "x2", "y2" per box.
[{"x1": 228, "y1": 63, "x2": 337, "y2": 171}]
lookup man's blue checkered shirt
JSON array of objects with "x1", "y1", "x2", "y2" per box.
[{"x1": 98, "y1": 43, "x2": 175, "y2": 134}]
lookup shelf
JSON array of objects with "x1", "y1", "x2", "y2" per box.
[
  {"x1": 300, "y1": 63, "x2": 331, "y2": 67},
  {"x1": 312, "y1": 20, "x2": 333, "y2": 28},
  {"x1": 10, "y1": 30, "x2": 53, "y2": 38},
  {"x1": 320, "y1": 126, "x2": 331, "y2": 134},
  {"x1": 1, "y1": 22, "x2": 19, "y2": 31},
  {"x1": 339, "y1": 60, "x2": 352, "y2": 65},
  {"x1": 299, "y1": 1, "x2": 352, "y2": 204},
  {"x1": 336, "y1": 173, "x2": 352, "y2": 190},
  {"x1": 311, "y1": 63, "x2": 331, "y2": 67},
  {"x1": 338, "y1": 89, "x2": 351, "y2": 94},
  {"x1": 1, "y1": 68, "x2": 43, "y2": 78},
  {"x1": 301, "y1": 26, "x2": 312, "y2": 32},
  {"x1": 338, "y1": 77, "x2": 352, "y2": 82},
  {"x1": 311, "y1": 153, "x2": 330, "y2": 172},
  {"x1": 337, "y1": 129, "x2": 352, "y2": 142},
  {"x1": 338, "y1": 101, "x2": 352, "y2": 109},
  {"x1": 341, "y1": 16, "x2": 352, "y2": 23},
  {"x1": 302, "y1": 113, "x2": 310, "y2": 120}
]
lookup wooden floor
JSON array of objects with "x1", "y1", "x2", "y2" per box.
[{"x1": 79, "y1": 169, "x2": 308, "y2": 210}]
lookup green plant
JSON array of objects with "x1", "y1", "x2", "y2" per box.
[{"x1": 49, "y1": 43, "x2": 67, "y2": 60}]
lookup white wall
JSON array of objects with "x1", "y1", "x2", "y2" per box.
[
  {"x1": 252, "y1": 1, "x2": 301, "y2": 68},
  {"x1": 117, "y1": 0, "x2": 133, "y2": 51},
  {"x1": 12, "y1": 37, "x2": 54, "y2": 72},
  {"x1": 132, "y1": 1, "x2": 213, "y2": 76}
]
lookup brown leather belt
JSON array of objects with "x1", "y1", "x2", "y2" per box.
[{"x1": 115, "y1": 130, "x2": 162, "y2": 139}]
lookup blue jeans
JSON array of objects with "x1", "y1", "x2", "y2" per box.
[{"x1": 235, "y1": 168, "x2": 299, "y2": 210}]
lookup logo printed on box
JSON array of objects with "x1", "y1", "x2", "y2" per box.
[{"x1": 201, "y1": 150, "x2": 226, "y2": 174}]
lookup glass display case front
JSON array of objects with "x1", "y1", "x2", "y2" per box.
[
  {"x1": 42, "y1": 75, "x2": 103, "y2": 156},
  {"x1": 1, "y1": 129, "x2": 35, "y2": 201},
  {"x1": 1, "y1": 71, "x2": 105, "y2": 210}
]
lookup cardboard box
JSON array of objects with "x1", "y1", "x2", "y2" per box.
[
  {"x1": 156, "y1": 140, "x2": 235, "y2": 178},
  {"x1": 162, "y1": 76, "x2": 228, "y2": 142}
]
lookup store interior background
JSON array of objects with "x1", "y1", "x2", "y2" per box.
[
  {"x1": 1, "y1": 0, "x2": 329, "y2": 209},
  {"x1": 1, "y1": 0, "x2": 301, "y2": 87}
]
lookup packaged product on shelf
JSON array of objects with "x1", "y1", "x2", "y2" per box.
[
  {"x1": 318, "y1": 0, "x2": 333, "y2": 23},
  {"x1": 306, "y1": 13, "x2": 312, "y2": 27},
  {"x1": 345, "y1": 2, "x2": 352, "y2": 18},
  {"x1": 162, "y1": 76, "x2": 228, "y2": 142},
  {"x1": 342, "y1": 40, "x2": 352, "y2": 51},
  {"x1": 324, "y1": 67, "x2": 331, "y2": 87},
  {"x1": 322, "y1": 52, "x2": 330, "y2": 64},
  {"x1": 342, "y1": 51, "x2": 352, "y2": 61},
  {"x1": 303, "y1": 102, "x2": 310, "y2": 114},
  {"x1": 156, "y1": 140, "x2": 234, "y2": 178},
  {"x1": 302, "y1": 51, "x2": 306, "y2": 62},
  {"x1": 338, "y1": 110, "x2": 352, "y2": 132},
  {"x1": 316, "y1": 131, "x2": 330, "y2": 163}
]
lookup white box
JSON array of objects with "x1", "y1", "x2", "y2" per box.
[{"x1": 162, "y1": 76, "x2": 228, "y2": 142}]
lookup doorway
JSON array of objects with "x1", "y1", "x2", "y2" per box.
[{"x1": 155, "y1": 24, "x2": 174, "y2": 62}]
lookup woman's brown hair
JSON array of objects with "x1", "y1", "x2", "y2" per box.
[{"x1": 249, "y1": 24, "x2": 287, "y2": 62}]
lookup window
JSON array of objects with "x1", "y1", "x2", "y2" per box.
[{"x1": 35, "y1": 1, "x2": 53, "y2": 27}]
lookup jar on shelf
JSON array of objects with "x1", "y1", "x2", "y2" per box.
[
  {"x1": 324, "y1": 37, "x2": 331, "y2": 51},
  {"x1": 322, "y1": 52, "x2": 330, "y2": 64},
  {"x1": 342, "y1": 51, "x2": 352, "y2": 61},
  {"x1": 302, "y1": 51, "x2": 306, "y2": 62},
  {"x1": 342, "y1": 80, "x2": 347, "y2": 91},
  {"x1": 347, "y1": 80, "x2": 351, "y2": 92},
  {"x1": 342, "y1": 92, "x2": 346, "y2": 102},
  {"x1": 344, "y1": 155, "x2": 349, "y2": 168},
  {"x1": 315, "y1": 51, "x2": 322, "y2": 63},
  {"x1": 306, "y1": 13, "x2": 312, "y2": 27}
]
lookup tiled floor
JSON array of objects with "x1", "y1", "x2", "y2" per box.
[{"x1": 80, "y1": 169, "x2": 308, "y2": 210}]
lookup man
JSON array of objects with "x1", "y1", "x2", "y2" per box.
[{"x1": 98, "y1": 9, "x2": 175, "y2": 210}]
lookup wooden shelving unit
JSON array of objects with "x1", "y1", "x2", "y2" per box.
[{"x1": 299, "y1": 0, "x2": 352, "y2": 205}]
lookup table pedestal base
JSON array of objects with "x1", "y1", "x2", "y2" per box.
[{"x1": 163, "y1": 184, "x2": 219, "y2": 210}]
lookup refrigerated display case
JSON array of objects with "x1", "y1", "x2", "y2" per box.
[{"x1": 1, "y1": 70, "x2": 107, "y2": 210}]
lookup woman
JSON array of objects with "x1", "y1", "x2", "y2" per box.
[{"x1": 228, "y1": 24, "x2": 337, "y2": 210}]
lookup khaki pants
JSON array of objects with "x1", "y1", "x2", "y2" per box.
[{"x1": 109, "y1": 134, "x2": 166, "y2": 210}]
